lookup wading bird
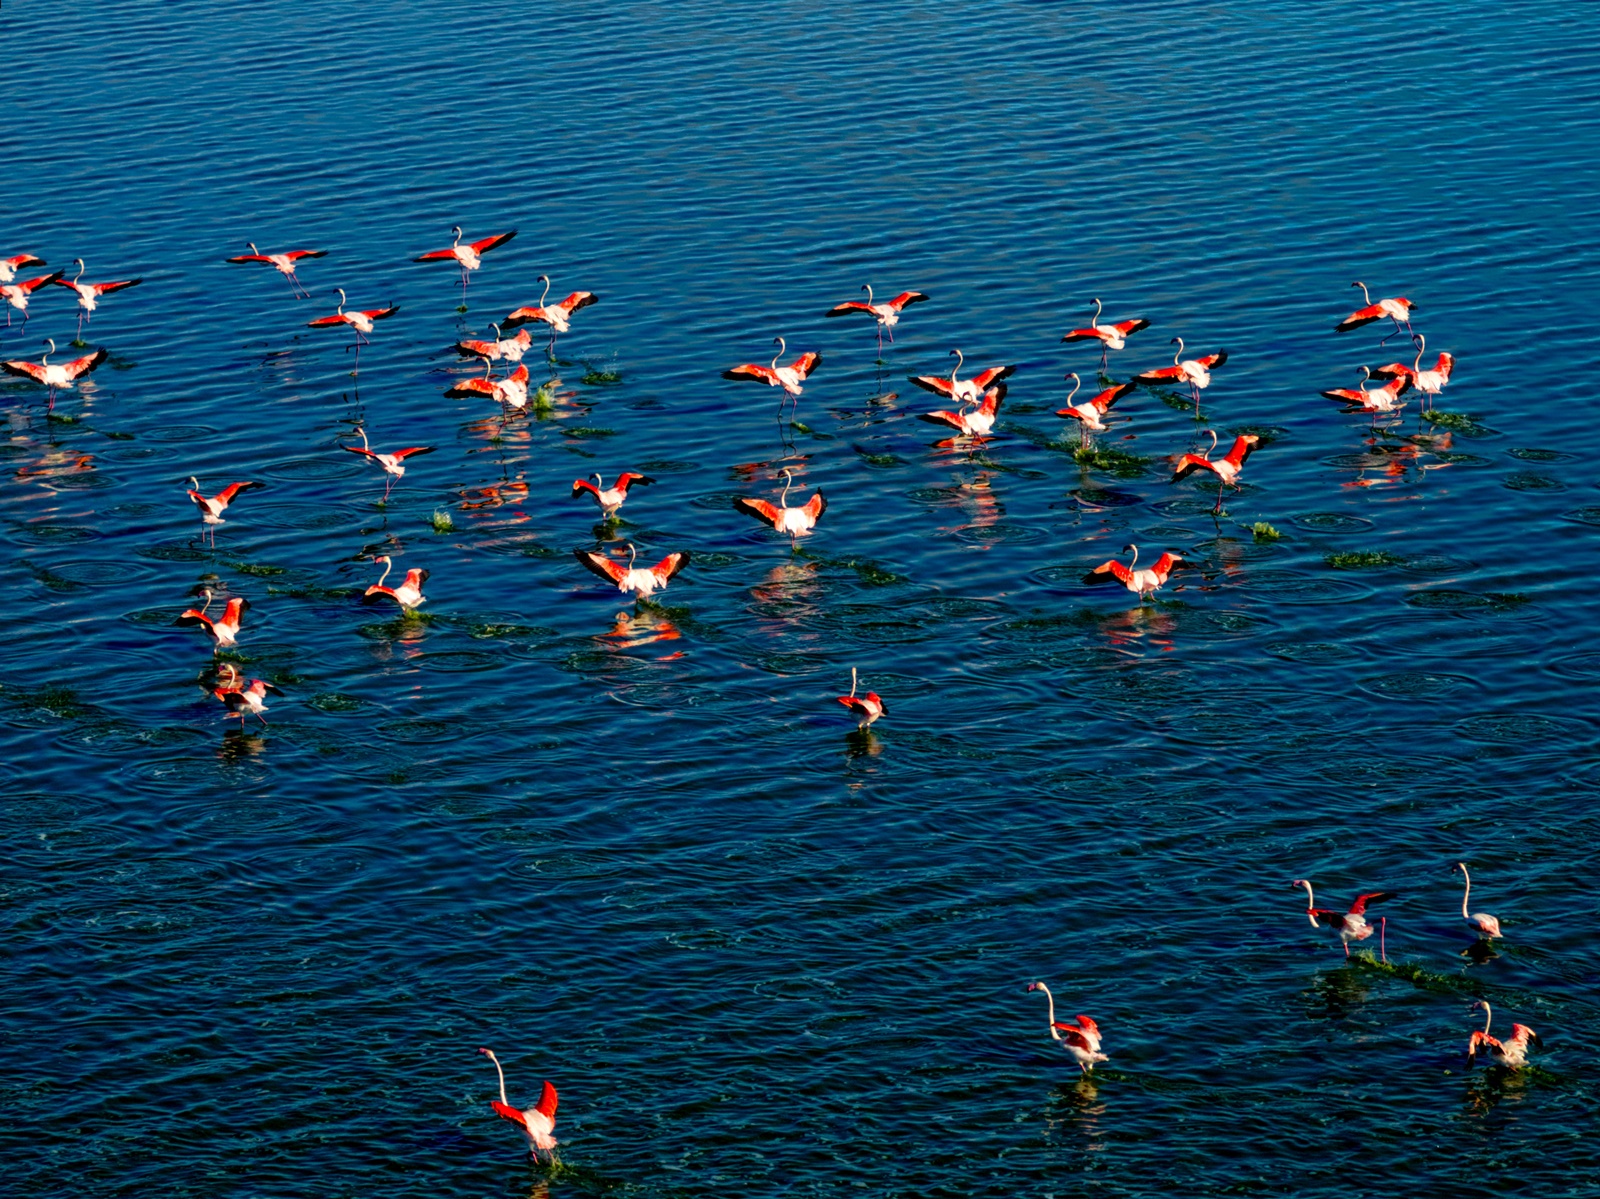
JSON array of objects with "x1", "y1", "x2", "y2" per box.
[
  {"x1": 1293, "y1": 879, "x2": 1396, "y2": 958},
  {"x1": 1057, "y1": 373, "x2": 1137, "y2": 445},
  {"x1": 445, "y1": 362, "x2": 531, "y2": 414},
  {"x1": 1, "y1": 268, "x2": 65, "y2": 329},
  {"x1": 1170, "y1": 430, "x2": 1261, "y2": 513},
  {"x1": 1061, "y1": 298, "x2": 1151, "y2": 369},
  {"x1": 342, "y1": 428, "x2": 435, "y2": 500},
  {"x1": 1131, "y1": 337, "x2": 1227, "y2": 413},
  {"x1": 212, "y1": 662, "x2": 281, "y2": 728},
  {"x1": 1466, "y1": 1001, "x2": 1538, "y2": 1070},
  {"x1": 0, "y1": 253, "x2": 46, "y2": 284},
  {"x1": 52, "y1": 259, "x2": 142, "y2": 341},
  {"x1": 1407, "y1": 334, "x2": 1453, "y2": 411},
  {"x1": 836, "y1": 667, "x2": 886, "y2": 730},
  {"x1": 186, "y1": 477, "x2": 261, "y2": 546},
  {"x1": 306, "y1": 288, "x2": 399, "y2": 371},
  {"x1": 455, "y1": 323, "x2": 533, "y2": 365},
  {"x1": 2, "y1": 338, "x2": 108, "y2": 411},
  {"x1": 1083, "y1": 544, "x2": 1183, "y2": 601},
  {"x1": 174, "y1": 589, "x2": 248, "y2": 651},
  {"x1": 918, "y1": 382, "x2": 1005, "y2": 438},
  {"x1": 1320, "y1": 365, "x2": 1410, "y2": 415},
  {"x1": 723, "y1": 336, "x2": 822, "y2": 407},
  {"x1": 413, "y1": 226, "x2": 516, "y2": 303},
  {"x1": 909, "y1": 348, "x2": 1015, "y2": 404},
  {"x1": 823, "y1": 284, "x2": 929, "y2": 353},
  {"x1": 1026, "y1": 982, "x2": 1108, "y2": 1073},
  {"x1": 572, "y1": 471, "x2": 654, "y2": 517},
  {"x1": 574, "y1": 542, "x2": 690, "y2": 599},
  {"x1": 225, "y1": 242, "x2": 327, "y2": 299},
  {"x1": 1335, "y1": 281, "x2": 1417, "y2": 344},
  {"x1": 364, "y1": 554, "x2": 428, "y2": 611},
  {"x1": 1455, "y1": 862, "x2": 1502, "y2": 940},
  {"x1": 479, "y1": 1048, "x2": 559, "y2": 1163},
  {"x1": 501, "y1": 275, "x2": 598, "y2": 350},
  {"x1": 734, "y1": 467, "x2": 826, "y2": 541}
]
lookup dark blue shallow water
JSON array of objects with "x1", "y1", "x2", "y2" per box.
[{"x1": 4, "y1": 2, "x2": 1599, "y2": 1194}]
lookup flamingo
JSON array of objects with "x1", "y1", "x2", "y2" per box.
[
  {"x1": 917, "y1": 382, "x2": 1005, "y2": 438},
  {"x1": 1292, "y1": 879, "x2": 1396, "y2": 958},
  {"x1": 1320, "y1": 365, "x2": 1410, "y2": 415},
  {"x1": 1455, "y1": 862, "x2": 1502, "y2": 940},
  {"x1": 836, "y1": 667, "x2": 886, "y2": 730},
  {"x1": 186, "y1": 477, "x2": 261, "y2": 546},
  {"x1": 1082, "y1": 544, "x2": 1184, "y2": 600},
  {"x1": 908, "y1": 348, "x2": 1015, "y2": 404},
  {"x1": 0, "y1": 253, "x2": 46, "y2": 284},
  {"x1": 1057, "y1": 373, "x2": 1137, "y2": 446},
  {"x1": 1131, "y1": 337, "x2": 1227, "y2": 413},
  {"x1": 306, "y1": 288, "x2": 399, "y2": 371},
  {"x1": 734, "y1": 467, "x2": 827, "y2": 541},
  {"x1": 1170, "y1": 430, "x2": 1261, "y2": 513},
  {"x1": 455, "y1": 323, "x2": 533, "y2": 365},
  {"x1": 225, "y1": 242, "x2": 327, "y2": 298},
  {"x1": 1335, "y1": 281, "x2": 1417, "y2": 344},
  {"x1": 574, "y1": 542, "x2": 690, "y2": 599},
  {"x1": 52, "y1": 259, "x2": 143, "y2": 340},
  {"x1": 0, "y1": 269, "x2": 65, "y2": 329},
  {"x1": 722, "y1": 336, "x2": 823, "y2": 426},
  {"x1": 413, "y1": 226, "x2": 516, "y2": 303},
  {"x1": 212, "y1": 663, "x2": 281, "y2": 728},
  {"x1": 823, "y1": 284, "x2": 929, "y2": 353},
  {"x1": 174, "y1": 589, "x2": 249, "y2": 651},
  {"x1": 341, "y1": 428, "x2": 435, "y2": 500},
  {"x1": 2, "y1": 339, "x2": 109, "y2": 411},
  {"x1": 364, "y1": 555, "x2": 428, "y2": 611},
  {"x1": 571, "y1": 471, "x2": 654, "y2": 517},
  {"x1": 479, "y1": 1048, "x2": 559, "y2": 1163},
  {"x1": 1060, "y1": 298, "x2": 1152, "y2": 369},
  {"x1": 445, "y1": 362, "x2": 531, "y2": 414},
  {"x1": 1408, "y1": 334, "x2": 1453, "y2": 411},
  {"x1": 1026, "y1": 982, "x2": 1108, "y2": 1073},
  {"x1": 501, "y1": 275, "x2": 599, "y2": 350},
  {"x1": 1466, "y1": 1002, "x2": 1539, "y2": 1070}
]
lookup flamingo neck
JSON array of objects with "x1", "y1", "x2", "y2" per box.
[
  {"x1": 1172, "y1": 338, "x2": 1184, "y2": 365},
  {"x1": 1460, "y1": 865, "x2": 1471, "y2": 919},
  {"x1": 377, "y1": 559, "x2": 392, "y2": 588},
  {"x1": 359, "y1": 427, "x2": 370, "y2": 452},
  {"x1": 1065, "y1": 374, "x2": 1080, "y2": 405},
  {"x1": 539, "y1": 277, "x2": 551, "y2": 307},
  {"x1": 1480, "y1": 1003, "x2": 1492, "y2": 1038},
  {"x1": 1205, "y1": 429, "x2": 1218, "y2": 456},
  {"x1": 488, "y1": 1051, "x2": 509, "y2": 1104},
  {"x1": 1414, "y1": 335, "x2": 1426, "y2": 369},
  {"x1": 780, "y1": 472, "x2": 792, "y2": 508},
  {"x1": 950, "y1": 348, "x2": 964, "y2": 382},
  {"x1": 73, "y1": 261, "x2": 85, "y2": 284},
  {"x1": 1091, "y1": 297, "x2": 1102, "y2": 326},
  {"x1": 849, "y1": 667, "x2": 858, "y2": 699},
  {"x1": 864, "y1": 283, "x2": 874, "y2": 306},
  {"x1": 1298, "y1": 879, "x2": 1315, "y2": 911},
  {"x1": 1128, "y1": 545, "x2": 1139, "y2": 570}
]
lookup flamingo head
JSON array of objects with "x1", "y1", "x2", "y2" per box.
[
  {"x1": 451, "y1": 225, "x2": 463, "y2": 243},
  {"x1": 246, "y1": 242, "x2": 259, "y2": 254},
  {"x1": 44, "y1": 338, "x2": 56, "y2": 358},
  {"x1": 538, "y1": 273, "x2": 550, "y2": 284},
  {"x1": 188, "y1": 476, "x2": 200, "y2": 490},
  {"x1": 373, "y1": 554, "x2": 391, "y2": 565},
  {"x1": 1026, "y1": 981, "x2": 1044, "y2": 992},
  {"x1": 478, "y1": 1047, "x2": 497, "y2": 1059}
]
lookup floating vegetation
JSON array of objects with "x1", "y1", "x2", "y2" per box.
[
  {"x1": 792, "y1": 421, "x2": 814, "y2": 435},
  {"x1": 1326, "y1": 549, "x2": 1404, "y2": 569},
  {"x1": 1072, "y1": 444, "x2": 1150, "y2": 476},
  {"x1": 853, "y1": 445, "x2": 903, "y2": 468},
  {"x1": 532, "y1": 379, "x2": 561, "y2": 410},
  {"x1": 267, "y1": 583, "x2": 362, "y2": 602},
  {"x1": 307, "y1": 693, "x2": 367, "y2": 713},
  {"x1": 1423, "y1": 410, "x2": 1492, "y2": 435},
  {"x1": 798, "y1": 552, "x2": 905, "y2": 586},
  {"x1": 2, "y1": 683, "x2": 91, "y2": 719},
  {"x1": 1351, "y1": 950, "x2": 1482, "y2": 996},
  {"x1": 228, "y1": 560, "x2": 287, "y2": 577},
  {"x1": 22, "y1": 560, "x2": 83, "y2": 592},
  {"x1": 431, "y1": 509, "x2": 454, "y2": 533},
  {"x1": 565, "y1": 427, "x2": 617, "y2": 438},
  {"x1": 1252, "y1": 522, "x2": 1282, "y2": 542}
]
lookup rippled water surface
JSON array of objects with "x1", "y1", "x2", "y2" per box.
[{"x1": 5, "y1": 2, "x2": 1599, "y2": 1195}]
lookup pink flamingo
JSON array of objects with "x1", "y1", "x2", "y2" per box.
[
  {"x1": 917, "y1": 383, "x2": 1005, "y2": 438},
  {"x1": 0, "y1": 268, "x2": 65, "y2": 330},
  {"x1": 53, "y1": 259, "x2": 143, "y2": 341},
  {"x1": 225, "y1": 242, "x2": 327, "y2": 299},
  {"x1": 1170, "y1": 429, "x2": 1261, "y2": 513},
  {"x1": 479, "y1": 1048, "x2": 559, "y2": 1163},
  {"x1": 909, "y1": 348, "x2": 1015, "y2": 404},
  {"x1": 836, "y1": 667, "x2": 886, "y2": 730},
  {"x1": 1082, "y1": 544, "x2": 1183, "y2": 601},
  {"x1": 1057, "y1": 373, "x2": 1137, "y2": 446},
  {"x1": 824, "y1": 284, "x2": 929, "y2": 353},
  {"x1": 574, "y1": 543, "x2": 690, "y2": 599},
  {"x1": 1026, "y1": 982, "x2": 1108, "y2": 1073},
  {"x1": 734, "y1": 468, "x2": 826, "y2": 543},
  {"x1": 1131, "y1": 337, "x2": 1227, "y2": 413},
  {"x1": 572, "y1": 471, "x2": 655, "y2": 518},
  {"x1": 212, "y1": 663, "x2": 281, "y2": 728},
  {"x1": 342, "y1": 428, "x2": 436, "y2": 500},
  {"x1": 414, "y1": 226, "x2": 516, "y2": 303},
  {"x1": 1335, "y1": 281, "x2": 1416, "y2": 344},
  {"x1": 501, "y1": 275, "x2": 599, "y2": 351},
  {"x1": 1466, "y1": 1001, "x2": 1538, "y2": 1070},
  {"x1": 455, "y1": 323, "x2": 533, "y2": 365},
  {"x1": 364, "y1": 555, "x2": 428, "y2": 612},
  {"x1": 1320, "y1": 366, "x2": 1411, "y2": 415},
  {"x1": 0, "y1": 252, "x2": 46, "y2": 284},
  {"x1": 306, "y1": 288, "x2": 399, "y2": 372},
  {"x1": 1060, "y1": 297, "x2": 1151, "y2": 369},
  {"x1": 1455, "y1": 863, "x2": 1502, "y2": 940},
  {"x1": 1293, "y1": 879, "x2": 1396, "y2": 958},
  {"x1": 174, "y1": 589, "x2": 249, "y2": 652},
  {"x1": 2, "y1": 338, "x2": 109, "y2": 411},
  {"x1": 186, "y1": 477, "x2": 262, "y2": 547}
]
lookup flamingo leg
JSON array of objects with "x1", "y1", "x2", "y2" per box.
[
  {"x1": 1100, "y1": 344, "x2": 1108, "y2": 370},
  {"x1": 75, "y1": 309, "x2": 85, "y2": 341}
]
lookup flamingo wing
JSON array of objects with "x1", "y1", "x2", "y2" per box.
[
  {"x1": 173, "y1": 610, "x2": 215, "y2": 630},
  {"x1": 801, "y1": 490, "x2": 827, "y2": 521},
  {"x1": 213, "y1": 481, "x2": 261, "y2": 504},
  {"x1": 2, "y1": 254, "x2": 45, "y2": 270},
  {"x1": 1061, "y1": 326, "x2": 1110, "y2": 344},
  {"x1": 723, "y1": 363, "x2": 782, "y2": 386},
  {"x1": 62, "y1": 348, "x2": 110, "y2": 380},
  {"x1": 1307, "y1": 907, "x2": 1347, "y2": 926},
  {"x1": 787, "y1": 351, "x2": 822, "y2": 378},
  {"x1": 1434, "y1": 352, "x2": 1454, "y2": 379},
  {"x1": 969, "y1": 363, "x2": 1015, "y2": 389},
  {"x1": 1082, "y1": 559, "x2": 1135, "y2": 586},
  {"x1": 283, "y1": 250, "x2": 328, "y2": 261},
  {"x1": 455, "y1": 337, "x2": 498, "y2": 359},
  {"x1": 916, "y1": 410, "x2": 966, "y2": 431},
  {"x1": 468, "y1": 230, "x2": 517, "y2": 255},
  {"x1": 908, "y1": 373, "x2": 957, "y2": 397},
  {"x1": 571, "y1": 478, "x2": 602, "y2": 500},
  {"x1": 1367, "y1": 362, "x2": 1416, "y2": 382},
  {"x1": 445, "y1": 378, "x2": 499, "y2": 398},
  {"x1": 1170, "y1": 453, "x2": 1217, "y2": 483},
  {"x1": 1131, "y1": 363, "x2": 1185, "y2": 384},
  {"x1": 90, "y1": 277, "x2": 143, "y2": 296},
  {"x1": 1335, "y1": 303, "x2": 1385, "y2": 332},
  {"x1": 1224, "y1": 435, "x2": 1260, "y2": 467},
  {"x1": 733, "y1": 497, "x2": 783, "y2": 527},
  {"x1": 498, "y1": 306, "x2": 545, "y2": 329},
  {"x1": 1108, "y1": 318, "x2": 1151, "y2": 337},
  {"x1": 1056, "y1": 1026, "x2": 1093, "y2": 1051},
  {"x1": 1194, "y1": 349, "x2": 1228, "y2": 370},
  {"x1": 21, "y1": 271, "x2": 65, "y2": 292},
  {"x1": 534, "y1": 1080, "x2": 558, "y2": 1121},
  {"x1": 1320, "y1": 387, "x2": 1368, "y2": 405},
  {"x1": 490, "y1": 1099, "x2": 528, "y2": 1129},
  {"x1": 1347, "y1": 891, "x2": 1396, "y2": 915},
  {"x1": 343, "y1": 445, "x2": 381, "y2": 461},
  {"x1": 614, "y1": 472, "x2": 655, "y2": 492},
  {"x1": 226, "y1": 253, "x2": 274, "y2": 264},
  {"x1": 574, "y1": 548, "x2": 629, "y2": 584},
  {"x1": 362, "y1": 305, "x2": 401, "y2": 322},
  {"x1": 555, "y1": 291, "x2": 598, "y2": 315},
  {"x1": 1092, "y1": 381, "x2": 1138, "y2": 411},
  {"x1": 838, "y1": 695, "x2": 873, "y2": 716},
  {"x1": 650, "y1": 551, "x2": 691, "y2": 582},
  {"x1": 390, "y1": 446, "x2": 436, "y2": 461},
  {"x1": 363, "y1": 585, "x2": 399, "y2": 604},
  {"x1": 824, "y1": 300, "x2": 875, "y2": 317},
  {"x1": 306, "y1": 312, "x2": 351, "y2": 328},
  {"x1": 887, "y1": 290, "x2": 929, "y2": 311},
  {"x1": 1, "y1": 359, "x2": 49, "y2": 384},
  {"x1": 403, "y1": 568, "x2": 430, "y2": 590},
  {"x1": 414, "y1": 246, "x2": 463, "y2": 263}
]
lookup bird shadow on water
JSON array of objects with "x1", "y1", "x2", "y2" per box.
[
  {"x1": 843, "y1": 728, "x2": 883, "y2": 760},
  {"x1": 216, "y1": 726, "x2": 267, "y2": 762}
]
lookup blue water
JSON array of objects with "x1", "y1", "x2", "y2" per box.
[{"x1": 4, "y1": 2, "x2": 1598, "y2": 1194}]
